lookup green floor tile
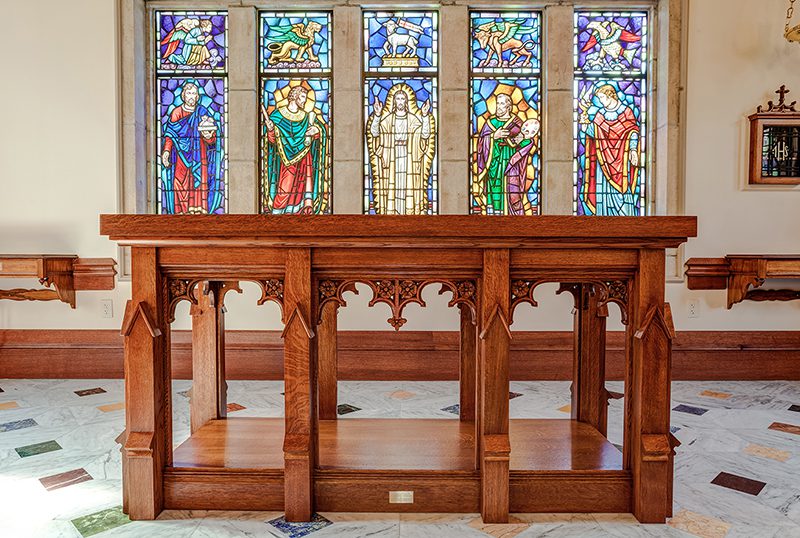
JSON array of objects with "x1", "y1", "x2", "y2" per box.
[
  {"x1": 71, "y1": 506, "x2": 130, "y2": 537},
  {"x1": 15, "y1": 440, "x2": 61, "y2": 458}
]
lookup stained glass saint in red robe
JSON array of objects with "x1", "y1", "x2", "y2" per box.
[
  {"x1": 578, "y1": 84, "x2": 640, "y2": 216},
  {"x1": 160, "y1": 81, "x2": 224, "y2": 214},
  {"x1": 262, "y1": 85, "x2": 330, "y2": 214}
]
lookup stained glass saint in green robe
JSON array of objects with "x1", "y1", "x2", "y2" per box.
[
  {"x1": 474, "y1": 94, "x2": 523, "y2": 214},
  {"x1": 262, "y1": 84, "x2": 330, "y2": 214}
]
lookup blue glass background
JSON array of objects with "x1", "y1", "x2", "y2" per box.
[
  {"x1": 575, "y1": 12, "x2": 647, "y2": 75},
  {"x1": 157, "y1": 78, "x2": 227, "y2": 214},
  {"x1": 363, "y1": 78, "x2": 437, "y2": 214},
  {"x1": 470, "y1": 78, "x2": 540, "y2": 214},
  {"x1": 157, "y1": 12, "x2": 227, "y2": 72},
  {"x1": 364, "y1": 12, "x2": 437, "y2": 72},
  {"x1": 573, "y1": 78, "x2": 645, "y2": 216},
  {"x1": 260, "y1": 78, "x2": 331, "y2": 214},
  {"x1": 261, "y1": 12, "x2": 331, "y2": 72},
  {"x1": 262, "y1": 78, "x2": 330, "y2": 120}
]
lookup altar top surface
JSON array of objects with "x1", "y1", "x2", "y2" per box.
[{"x1": 100, "y1": 215, "x2": 696, "y2": 248}]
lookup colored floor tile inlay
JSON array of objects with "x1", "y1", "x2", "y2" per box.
[
  {"x1": 0, "y1": 378, "x2": 798, "y2": 536},
  {"x1": 667, "y1": 509, "x2": 731, "y2": 538},
  {"x1": 15, "y1": 439, "x2": 62, "y2": 458},
  {"x1": 75, "y1": 387, "x2": 107, "y2": 397},
  {"x1": 769, "y1": 421, "x2": 800, "y2": 435},
  {"x1": 97, "y1": 401, "x2": 125, "y2": 412},
  {"x1": 336, "y1": 403, "x2": 361, "y2": 415},
  {"x1": 710, "y1": 471, "x2": 766, "y2": 496},
  {"x1": 743, "y1": 443, "x2": 791, "y2": 462},
  {"x1": 441, "y1": 403, "x2": 460, "y2": 415},
  {"x1": 0, "y1": 417, "x2": 38, "y2": 432},
  {"x1": 39, "y1": 468, "x2": 92, "y2": 491},
  {"x1": 673, "y1": 404, "x2": 709, "y2": 416},
  {"x1": 268, "y1": 513, "x2": 332, "y2": 538},
  {"x1": 71, "y1": 506, "x2": 131, "y2": 537},
  {"x1": 700, "y1": 390, "x2": 732, "y2": 399}
]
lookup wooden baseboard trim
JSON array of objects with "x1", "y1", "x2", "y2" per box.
[{"x1": 1, "y1": 329, "x2": 798, "y2": 381}]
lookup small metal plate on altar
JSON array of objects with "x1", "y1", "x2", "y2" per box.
[{"x1": 389, "y1": 490, "x2": 414, "y2": 504}]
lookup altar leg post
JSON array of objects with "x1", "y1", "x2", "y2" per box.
[
  {"x1": 190, "y1": 281, "x2": 227, "y2": 433},
  {"x1": 571, "y1": 283, "x2": 608, "y2": 436},
  {"x1": 283, "y1": 248, "x2": 316, "y2": 521},
  {"x1": 121, "y1": 247, "x2": 170, "y2": 520},
  {"x1": 317, "y1": 301, "x2": 338, "y2": 420},
  {"x1": 629, "y1": 249, "x2": 673, "y2": 523},
  {"x1": 479, "y1": 249, "x2": 511, "y2": 523},
  {"x1": 459, "y1": 304, "x2": 477, "y2": 422}
]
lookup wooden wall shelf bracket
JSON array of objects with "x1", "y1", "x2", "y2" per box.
[
  {"x1": 685, "y1": 255, "x2": 800, "y2": 308},
  {"x1": 0, "y1": 255, "x2": 116, "y2": 308}
]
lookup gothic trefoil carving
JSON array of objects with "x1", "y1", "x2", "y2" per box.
[
  {"x1": 167, "y1": 278, "x2": 203, "y2": 323},
  {"x1": 256, "y1": 279, "x2": 284, "y2": 310},
  {"x1": 317, "y1": 278, "x2": 477, "y2": 330},
  {"x1": 512, "y1": 279, "x2": 630, "y2": 324},
  {"x1": 166, "y1": 278, "x2": 283, "y2": 322}
]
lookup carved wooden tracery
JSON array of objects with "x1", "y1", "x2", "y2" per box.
[
  {"x1": 166, "y1": 278, "x2": 284, "y2": 323},
  {"x1": 511, "y1": 279, "x2": 630, "y2": 324},
  {"x1": 318, "y1": 278, "x2": 478, "y2": 330}
]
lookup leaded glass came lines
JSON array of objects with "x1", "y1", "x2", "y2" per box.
[
  {"x1": 363, "y1": 11, "x2": 439, "y2": 215},
  {"x1": 259, "y1": 12, "x2": 333, "y2": 214},
  {"x1": 573, "y1": 11, "x2": 649, "y2": 216},
  {"x1": 469, "y1": 12, "x2": 541, "y2": 215},
  {"x1": 155, "y1": 11, "x2": 228, "y2": 215}
]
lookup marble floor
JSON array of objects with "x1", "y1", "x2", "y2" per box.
[{"x1": 0, "y1": 379, "x2": 799, "y2": 537}]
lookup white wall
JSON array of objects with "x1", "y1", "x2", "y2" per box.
[
  {"x1": 0, "y1": 0, "x2": 131, "y2": 329},
  {"x1": 0, "y1": 0, "x2": 798, "y2": 331},
  {"x1": 676, "y1": 0, "x2": 800, "y2": 330}
]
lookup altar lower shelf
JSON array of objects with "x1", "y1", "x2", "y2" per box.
[{"x1": 171, "y1": 417, "x2": 622, "y2": 472}]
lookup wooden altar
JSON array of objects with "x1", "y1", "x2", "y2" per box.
[{"x1": 100, "y1": 215, "x2": 696, "y2": 524}]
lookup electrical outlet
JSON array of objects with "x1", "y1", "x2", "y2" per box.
[
  {"x1": 687, "y1": 300, "x2": 699, "y2": 319},
  {"x1": 101, "y1": 299, "x2": 114, "y2": 319}
]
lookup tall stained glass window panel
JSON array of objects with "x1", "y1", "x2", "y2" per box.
[
  {"x1": 470, "y1": 12, "x2": 541, "y2": 215},
  {"x1": 363, "y1": 11, "x2": 438, "y2": 215},
  {"x1": 156, "y1": 11, "x2": 228, "y2": 214},
  {"x1": 574, "y1": 11, "x2": 648, "y2": 216},
  {"x1": 259, "y1": 12, "x2": 333, "y2": 214}
]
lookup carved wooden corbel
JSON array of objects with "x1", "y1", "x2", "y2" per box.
[
  {"x1": 167, "y1": 278, "x2": 203, "y2": 323},
  {"x1": 256, "y1": 278, "x2": 284, "y2": 311},
  {"x1": 510, "y1": 279, "x2": 549, "y2": 322}
]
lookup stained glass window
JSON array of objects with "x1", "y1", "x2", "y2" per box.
[
  {"x1": 259, "y1": 12, "x2": 333, "y2": 214},
  {"x1": 469, "y1": 12, "x2": 541, "y2": 215},
  {"x1": 574, "y1": 11, "x2": 648, "y2": 216},
  {"x1": 363, "y1": 11, "x2": 438, "y2": 215},
  {"x1": 261, "y1": 12, "x2": 331, "y2": 73},
  {"x1": 363, "y1": 11, "x2": 437, "y2": 73},
  {"x1": 156, "y1": 11, "x2": 228, "y2": 214}
]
